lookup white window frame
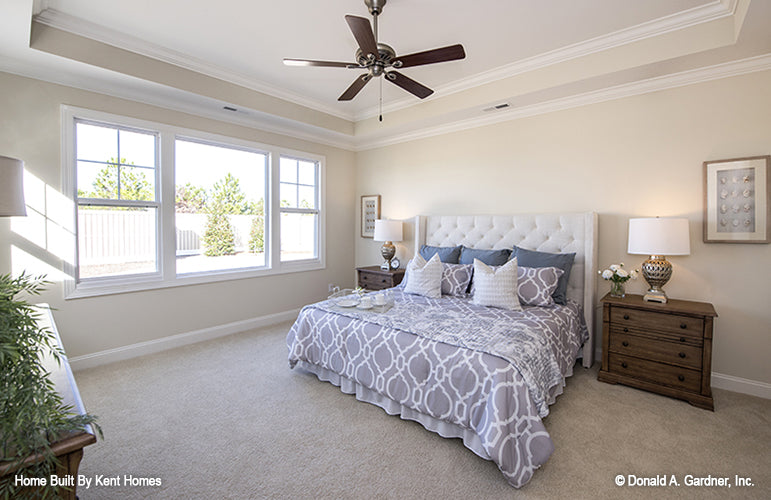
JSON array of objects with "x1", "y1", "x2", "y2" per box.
[
  {"x1": 278, "y1": 155, "x2": 322, "y2": 265},
  {"x1": 62, "y1": 105, "x2": 325, "y2": 299}
]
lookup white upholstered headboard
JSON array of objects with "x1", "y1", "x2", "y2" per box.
[{"x1": 414, "y1": 212, "x2": 598, "y2": 368}]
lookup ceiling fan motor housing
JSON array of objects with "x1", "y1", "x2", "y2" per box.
[{"x1": 365, "y1": 0, "x2": 387, "y2": 15}]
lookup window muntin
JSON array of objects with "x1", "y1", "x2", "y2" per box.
[
  {"x1": 174, "y1": 139, "x2": 268, "y2": 275},
  {"x1": 279, "y1": 156, "x2": 319, "y2": 262},
  {"x1": 74, "y1": 120, "x2": 159, "y2": 280}
]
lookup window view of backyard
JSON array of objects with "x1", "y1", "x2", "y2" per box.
[
  {"x1": 76, "y1": 122, "x2": 159, "y2": 279},
  {"x1": 75, "y1": 119, "x2": 321, "y2": 284},
  {"x1": 174, "y1": 139, "x2": 267, "y2": 275}
]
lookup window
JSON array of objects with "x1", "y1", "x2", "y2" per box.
[
  {"x1": 63, "y1": 106, "x2": 324, "y2": 298},
  {"x1": 175, "y1": 139, "x2": 267, "y2": 275},
  {"x1": 74, "y1": 120, "x2": 160, "y2": 280},
  {"x1": 279, "y1": 156, "x2": 319, "y2": 262}
]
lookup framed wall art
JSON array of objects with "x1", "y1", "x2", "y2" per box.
[
  {"x1": 703, "y1": 155, "x2": 770, "y2": 243},
  {"x1": 360, "y1": 194, "x2": 381, "y2": 238}
]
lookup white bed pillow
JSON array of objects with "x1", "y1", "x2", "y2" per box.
[
  {"x1": 403, "y1": 253, "x2": 442, "y2": 299},
  {"x1": 472, "y1": 258, "x2": 521, "y2": 311}
]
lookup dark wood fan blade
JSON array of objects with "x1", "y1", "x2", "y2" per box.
[
  {"x1": 338, "y1": 74, "x2": 372, "y2": 101},
  {"x1": 345, "y1": 15, "x2": 378, "y2": 59},
  {"x1": 386, "y1": 71, "x2": 433, "y2": 99},
  {"x1": 283, "y1": 58, "x2": 359, "y2": 68},
  {"x1": 393, "y1": 44, "x2": 466, "y2": 68}
]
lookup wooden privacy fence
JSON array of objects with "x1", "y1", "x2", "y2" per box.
[{"x1": 78, "y1": 211, "x2": 260, "y2": 264}]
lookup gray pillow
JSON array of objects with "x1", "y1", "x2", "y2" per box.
[
  {"x1": 441, "y1": 263, "x2": 473, "y2": 296},
  {"x1": 459, "y1": 246, "x2": 511, "y2": 266},
  {"x1": 510, "y1": 245, "x2": 575, "y2": 305},
  {"x1": 419, "y1": 245, "x2": 462, "y2": 264}
]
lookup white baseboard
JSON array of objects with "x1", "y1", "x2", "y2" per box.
[
  {"x1": 69, "y1": 308, "x2": 300, "y2": 371},
  {"x1": 712, "y1": 372, "x2": 771, "y2": 400}
]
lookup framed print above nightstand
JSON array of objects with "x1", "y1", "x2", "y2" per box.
[
  {"x1": 361, "y1": 194, "x2": 380, "y2": 238},
  {"x1": 704, "y1": 155, "x2": 770, "y2": 243}
]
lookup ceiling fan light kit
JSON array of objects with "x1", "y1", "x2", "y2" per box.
[{"x1": 283, "y1": 0, "x2": 465, "y2": 105}]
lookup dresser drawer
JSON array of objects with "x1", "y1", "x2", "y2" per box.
[
  {"x1": 610, "y1": 307, "x2": 704, "y2": 339},
  {"x1": 609, "y1": 331, "x2": 702, "y2": 370},
  {"x1": 359, "y1": 271, "x2": 393, "y2": 290},
  {"x1": 608, "y1": 353, "x2": 701, "y2": 393}
]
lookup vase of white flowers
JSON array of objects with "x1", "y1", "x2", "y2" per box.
[{"x1": 599, "y1": 263, "x2": 639, "y2": 298}]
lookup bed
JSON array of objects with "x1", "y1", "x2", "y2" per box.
[{"x1": 287, "y1": 212, "x2": 598, "y2": 487}]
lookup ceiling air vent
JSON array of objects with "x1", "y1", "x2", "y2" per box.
[{"x1": 482, "y1": 103, "x2": 510, "y2": 112}]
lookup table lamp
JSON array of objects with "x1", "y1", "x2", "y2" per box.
[
  {"x1": 373, "y1": 219, "x2": 402, "y2": 270},
  {"x1": 628, "y1": 217, "x2": 690, "y2": 303},
  {"x1": 0, "y1": 156, "x2": 27, "y2": 217}
]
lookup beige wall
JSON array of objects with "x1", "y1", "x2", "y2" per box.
[
  {"x1": 0, "y1": 72, "x2": 357, "y2": 358},
  {"x1": 355, "y1": 69, "x2": 771, "y2": 386}
]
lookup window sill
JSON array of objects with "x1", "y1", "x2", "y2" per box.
[{"x1": 64, "y1": 260, "x2": 325, "y2": 300}]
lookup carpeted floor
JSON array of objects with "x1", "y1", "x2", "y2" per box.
[{"x1": 73, "y1": 322, "x2": 770, "y2": 499}]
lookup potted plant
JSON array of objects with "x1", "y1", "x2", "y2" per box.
[{"x1": 0, "y1": 273, "x2": 101, "y2": 499}]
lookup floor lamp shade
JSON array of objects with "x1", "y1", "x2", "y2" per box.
[
  {"x1": 0, "y1": 156, "x2": 26, "y2": 216},
  {"x1": 627, "y1": 217, "x2": 690, "y2": 303}
]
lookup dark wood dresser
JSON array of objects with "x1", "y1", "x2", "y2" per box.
[
  {"x1": 356, "y1": 265, "x2": 405, "y2": 290},
  {"x1": 598, "y1": 293, "x2": 717, "y2": 410}
]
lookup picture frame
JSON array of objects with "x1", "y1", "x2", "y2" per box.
[
  {"x1": 360, "y1": 194, "x2": 381, "y2": 238},
  {"x1": 703, "y1": 155, "x2": 770, "y2": 243}
]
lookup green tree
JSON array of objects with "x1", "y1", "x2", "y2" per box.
[
  {"x1": 248, "y1": 198, "x2": 265, "y2": 253},
  {"x1": 210, "y1": 173, "x2": 254, "y2": 215},
  {"x1": 84, "y1": 157, "x2": 153, "y2": 201},
  {"x1": 175, "y1": 182, "x2": 207, "y2": 213},
  {"x1": 203, "y1": 204, "x2": 236, "y2": 257}
]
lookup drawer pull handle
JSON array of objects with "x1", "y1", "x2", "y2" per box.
[
  {"x1": 621, "y1": 362, "x2": 628, "y2": 369},
  {"x1": 622, "y1": 341, "x2": 629, "y2": 347},
  {"x1": 623, "y1": 327, "x2": 629, "y2": 333},
  {"x1": 679, "y1": 337, "x2": 686, "y2": 342},
  {"x1": 381, "y1": 279, "x2": 386, "y2": 283},
  {"x1": 679, "y1": 352, "x2": 686, "y2": 358},
  {"x1": 680, "y1": 323, "x2": 687, "y2": 329},
  {"x1": 678, "y1": 375, "x2": 685, "y2": 382},
  {"x1": 623, "y1": 314, "x2": 630, "y2": 320}
]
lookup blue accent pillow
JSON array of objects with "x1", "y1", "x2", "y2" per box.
[
  {"x1": 459, "y1": 246, "x2": 511, "y2": 266},
  {"x1": 510, "y1": 245, "x2": 576, "y2": 305},
  {"x1": 419, "y1": 245, "x2": 462, "y2": 264}
]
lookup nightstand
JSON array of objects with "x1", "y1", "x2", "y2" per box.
[
  {"x1": 356, "y1": 265, "x2": 405, "y2": 290},
  {"x1": 598, "y1": 293, "x2": 717, "y2": 410}
]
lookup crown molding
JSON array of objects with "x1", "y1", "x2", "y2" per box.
[
  {"x1": 353, "y1": 0, "x2": 740, "y2": 121},
  {"x1": 33, "y1": 2, "x2": 739, "y2": 126},
  {"x1": 32, "y1": 9, "x2": 356, "y2": 123},
  {"x1": 354, "y1": 52, "x2": 771, "y2": 151}
]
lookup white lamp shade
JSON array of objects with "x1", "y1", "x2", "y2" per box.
[
  {"x1": 0, "y1": 156, "x2": 27, "y2": 216},
  {"x1": 628, "y1": 218, "x2": 690, "y2": 256},
  {"x1": 373, "y1": 219, "x2": 403, "y2": 242}
]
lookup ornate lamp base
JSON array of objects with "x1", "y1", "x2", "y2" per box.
[
  {"x1": 641, "y1": 255, "x2": 672, "y2": 303},
  {"x1": 380, "y1": 241, "x2": 395, "y2": 270}
]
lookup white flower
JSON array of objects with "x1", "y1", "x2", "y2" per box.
[
  {"x1": 616, "y1": 269, "x2": 629, "y2": 278},
  {"x1": 609, "y1": 264, "x2": 620, "y2": 272},
  {"x1": 630, "y1": 270, "x2": 639, "y2": 279},
  {"x1": 601, "y1": 269, "x2": 613, "y2": 279}
]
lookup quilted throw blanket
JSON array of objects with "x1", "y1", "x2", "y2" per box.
[{"x1": 287, "y1": 290, "x2": 588, "y2": 487}]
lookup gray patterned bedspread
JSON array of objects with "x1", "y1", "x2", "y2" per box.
[{"x1": 286, "y1": 290, "x2": 588, "y2": 488}]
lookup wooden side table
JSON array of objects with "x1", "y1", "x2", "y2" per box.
[
  {"x1": 597, "y1": 293, "x2": 717, "y2": 410},
  {"x1": 356, "y1": 265, "x2": 405, "y2": 290}
]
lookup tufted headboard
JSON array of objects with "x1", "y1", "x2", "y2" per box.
[{"x1": 414, "y1": 212, "x2": 598, "y2": 367}]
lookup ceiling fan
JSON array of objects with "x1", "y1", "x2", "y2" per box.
[{"x1": 283, "y1": 0, "x2": 466, "y2": 103}]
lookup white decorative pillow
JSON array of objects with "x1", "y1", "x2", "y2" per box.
[
  {"x1": 441, "y1": 263, "x2": 473, "y2": 296},
  {"x1": 403, "y1": 253, "x2": 442, "y2": 299},
  {"x1": 517, "y1": 266, "x2": 564, "y2": 307},
  {"x1": 472, "y1": 258, "x2": 521, "y2": 311}
]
